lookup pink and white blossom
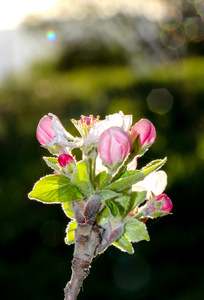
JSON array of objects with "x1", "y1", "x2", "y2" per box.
[
  {"x1": 131, "y1": 118, "x2": 156, "y2": 148},
  {"x1": 85, "y1": 111, "x2": 132, "y2": 149},
  {"x1": 36, "y1": 115, "x2": 56, "y2": 146},
  {"x1": 46, "y1": 113, "x2": 76, "y2": 148},
  {"x1": 98, "y1": 126, "x2": 131, "y2": 168}
]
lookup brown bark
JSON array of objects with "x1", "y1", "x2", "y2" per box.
[{"x1": 64, "y1": 223, "x2": 103, "y2": 300}]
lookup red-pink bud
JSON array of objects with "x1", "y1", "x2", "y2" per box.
[
  {"x1": 156, "y1": 193, "x2": 172, "y2": 213},
  {"x1": 36, "y1": 115, "x2": 56, "y2": 146},
  {"x1": 98, "y1": 126, "x2": 131, "y2": 168},
  {"x1": 131, "y1": 119, "x2": 156, "y2": 147},
  {"x1": 58, "y1": 154, "x2": 74, "y2": 167}
]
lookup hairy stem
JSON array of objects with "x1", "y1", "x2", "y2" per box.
[
  {"x1": 64, "y1": 195, "x2": 103, "y2": 300},
  {"x1": 64, "y1": 224, "x2": 103, "y2": 299}
]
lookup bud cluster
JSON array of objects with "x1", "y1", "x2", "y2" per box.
[{"x1": 32, "y1": 111, "x2": 172, "y2": 253}]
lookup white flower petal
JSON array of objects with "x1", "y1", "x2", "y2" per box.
[
  {"x1": 85, "y1": 111, "x2": 132, "y2": 148},
  {"x1": 132, "y1": 170, "x2": 167, "y2": 198},
  {"x1": 119, "y1": 111, "x2": 132, "y2": 132},
  {"x1": 49, "y1": 113, "x2": 74, "y2": 140},
  {"x1": 95, "y1": 155, "x2": 108, "y2": 175}
]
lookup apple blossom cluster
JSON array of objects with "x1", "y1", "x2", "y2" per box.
[{"x1": 29, "y1": 111, "x2": 172, "y2": 254}]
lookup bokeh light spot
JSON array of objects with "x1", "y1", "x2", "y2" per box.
[
  {"x1": 184, "y1": 16, "x2": 204, "y2": 42},
  {"x1": 147, "y1": 88, "x2": 173, "y2": 114},
  {"x1": 195, "y1": 0, "x2": 204, "y2": 20},
  {"x1": 46, "y1": 30, "x2": 56, "y2": 42},
  {"x1": 160, "y1": 27, "x2": 186, "y2": 49}
]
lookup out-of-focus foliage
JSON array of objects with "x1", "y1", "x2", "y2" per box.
[{"x1": 0, "y1": 0, "x2": 204, "y2": 299}]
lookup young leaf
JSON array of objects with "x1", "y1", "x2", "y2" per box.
[
  {"x1": 96, "y1": 205, "x2": 111, "y2": 226},
  {"x1": 95, "y1": 171, "x2": 106, "y2": 187},
  {"x1": 28, "y1": 175, "x2": 83, "y2": 203},
  {"x1": 97, "y1": 190, "x2": 121, "y2": 202},
  {"x1": 71, "y1": 160, "x2": 94, "y2": 197},
  {"x1": 65, "y1": 220, "x2": 77, "y2": 245},
  {"x1": 140, "y1": 158, "x2": 167, "y2": 176},
  {"x1": 103, "y1": 158, "x2": 167, "y2": 192},
  {"x1": 43, "y1": 156, "x2": 61, "y2": 173},
  {"x1": 124, "y1": 219, "x2": 150, "y2": 243},
  {"x1": 62, "y1": 202, "x2": 75, "y2": 219},
  {"x1": 105, "y1": 200, "x2": 120, "y2": 218},
  {"x1": 113, "y1": 234, "x2": 134, "y2": 254},
  {"x1": 103, "y1": 171, "x2": 145, "y2": 192},
  {"x1": 113, "y1": 193, "x2": 130, "y2": 217}
]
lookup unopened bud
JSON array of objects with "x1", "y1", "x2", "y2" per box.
[{"x1": 98, "y1": 126, "x2": 131, "y2": 169}]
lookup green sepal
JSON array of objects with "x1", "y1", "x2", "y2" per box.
[
  {"x1": 28, "y1": 174, "x2": 83, "y2": 203},
  {"x1": 71, "y1": 160, "x2": 94, "y2": 197},
  {"x1": 113, "y1": 234, "x2": 134, "y2": 254},
  {"x1": 62, "y1": 202, "x2": 75, "y2": 219},
  {"x1": 43, "y1": 156, "x2": 61, "y2": 173},
  {"x1": 124, "y1": 218, "x2": 150, "y2": 243},
  {"x1": 137, "y1": 142, "x2": 152, "y2": 157},
  {"x1": 65, "y1": 220, "x2": 77, "y2": 245}
]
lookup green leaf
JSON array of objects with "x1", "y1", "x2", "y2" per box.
[
  {"x1": 95, "y1": 171, "x2": 106, "y2": 187},
  {"x1": 113, "y1": 234, "x2": 134, "y2": 254},
  {"x1": 65, "y1": 220, "x2": 77, "y2": 245},
  {"x1": 28, "y1": 175, "x2": 83, "y2": 203},
  {"x1": 124, "y1": 219, "x2": 150, "y2": 243},
  {"x1": 125, "y1": 191, "x2": 147, "y2": 216},
  {"x1": 71, "y1": 160, "x2": 94, "y2": 197},
  {"x1": 104, "y1": 170, "x2": 144, "y2": 192},
  {"x1": 113, "y1": 193, "x2": 130, "y2": 217},
  {"x1": 140, "y1": 158, "x2": 167, "y2": 176},
  {"x1": 97, "y1": 190, "x2": 121, "y2": 202},
  {"x1": 103, "y1": 158, "x2": 167, "y2": 193},
  {"x1": 96, "y1": 205, "x2": 110, "y2": 226},
  {"x1": 105, "y1": 200, "x2": 120, "y2": 218},
  {"x1": 43, "y1": 156, "x2": 61, "y2": 173},
  {"x1": 62, "y1": 202, "x2": 75, "y2": 219},
  {"x1": 98, "y1": 172, "x2": 113, "y2": 189}
]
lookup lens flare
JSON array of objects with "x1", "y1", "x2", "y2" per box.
[{"x1": 46, "y1": 30, "x2": 56, "y2": 42}]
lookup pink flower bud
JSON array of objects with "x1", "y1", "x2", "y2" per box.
[
  {"x1": 58, "y1": 154, "x2": 74, "y2": 167},
  {"x1": 136, "y1": 193, "x2": 172, "y2": 219},
  {"x1": 131, "y1": 119, "x2": 156, "y2": 148},
  {"x1": 156, "y1": 193, "x2": 173, "y2": 213},
  {"x1": 98, "y1": 126, "x2": 131, "y2": 168},
  {"x1": 36, "y1": 115, "x2": 56, "y2": 146}
]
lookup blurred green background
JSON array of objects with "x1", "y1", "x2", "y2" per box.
[{"x1": 0, "y1": 1, "x2": 204, "y2": 299}]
